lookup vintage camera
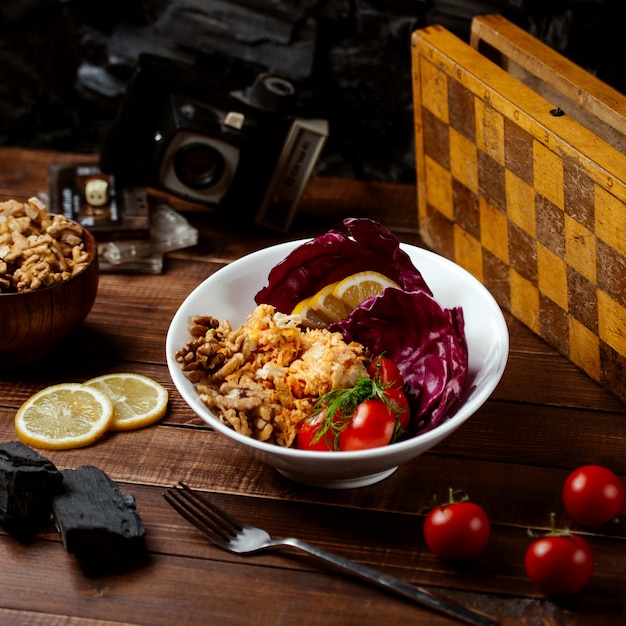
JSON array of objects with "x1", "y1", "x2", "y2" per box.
[{"x1": 99, "y1": 54, "x2": 328, "y2": 232}]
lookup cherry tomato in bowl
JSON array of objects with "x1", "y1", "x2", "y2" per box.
[
  {"x1": 423, "y1": 490, "x2": 490, "y2": 560},
  {"x1": 295, "y1": 365, "x2": 410, "y2": 452},
  {"x1": 367, "y1": 356, "x2": 411, "y2": 431},
  {"x1": 296, "y1": 411, "x2": 336, "y2": 451},
  {"x1": 563, "y1": 465, "x2": 625, "y2": 527},
  {"x1": 384, "y1": 387, "x2": 411, "y2": 431},
  {"x1": 338, "y1": 398, "x2": 395, "y2": 451},
  {"x1": 367, "y1": 356, "x2": 404, "y2": 389}
]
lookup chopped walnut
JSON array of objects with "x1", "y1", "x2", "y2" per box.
[
  {"x1": 175, "y1": 304, "x2": 368, "y2": 447},
  {"x1": 0, "y1": 197, "x2": 91, "y2": 293}
]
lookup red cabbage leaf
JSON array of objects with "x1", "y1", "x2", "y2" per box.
[
  {"x1": 255, "y1": 217, "x2": 432, "y2": 312},
  {"x1": 330, "y1": 288, "x2": 468, "y2": 433}
]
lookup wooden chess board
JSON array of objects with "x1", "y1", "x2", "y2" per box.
[{"x1": 411, "y1": 14, "x2": 626, "y2": 404}]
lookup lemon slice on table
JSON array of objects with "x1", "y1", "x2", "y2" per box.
[
  {"x1": 84, "y1": 372, "x2": 169, "y2": 431},
  {"x1": 15, "y1": 383, "x2": 114, "y2": 450},
  {"x1": 331, "y1": 271, "x2": 400, "y2": 310}
]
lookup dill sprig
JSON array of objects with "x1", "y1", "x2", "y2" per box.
[{"x1": 310, "y1": 376, "x2": 398, "y2": 450}]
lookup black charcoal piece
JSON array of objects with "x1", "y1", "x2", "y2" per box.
[
  {"x1": 0, "y1": 441, "x2": 63, "y2": 535},
  {"x1": 52, "y1": 465, "x2": 145, "y2": 554}
]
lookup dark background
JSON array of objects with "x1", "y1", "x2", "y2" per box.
[{"x1": 1, "y1": 0, "x2": 623, "y2": 183}]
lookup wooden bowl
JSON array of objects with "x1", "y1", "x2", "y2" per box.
[{"x1": 0, "y1": 228, "x2": 99, "y2": 366}]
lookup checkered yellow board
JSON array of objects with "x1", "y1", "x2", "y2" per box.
[{"x1": 411, "y1": 18, "x2": 626, "y2": 404}]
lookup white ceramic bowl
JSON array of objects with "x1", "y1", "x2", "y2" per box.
[{"x1": 167, "y1": 240, "x2": 509, "y2": 489}]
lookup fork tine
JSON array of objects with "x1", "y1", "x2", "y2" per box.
[
  {"x1": 164, "y1": 482, "x2": 244, "y2": 544},
  {"x1": 163, "y1": 487, "x2": 227, "y2": 545},
  {"x1": 164, "y1": 483, "x2": 233, "y2": 544},
  {"x1": 180, "y1": 482, "x2": 246, "y2": 533},
  {"x1": 180, "y1": 483, "x2": 245, "y2": 535}
]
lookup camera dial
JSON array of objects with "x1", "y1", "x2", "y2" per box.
[{"x1": 245, "y1": 74, "x2": 296, "y2": 113}]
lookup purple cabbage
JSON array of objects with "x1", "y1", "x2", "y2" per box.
[
  {"x1": 255, "y1": 218, "x2": 432, "y2": 313},
  {"x1": 330, "y1": 289, "x2": 468, "y2": 433},
  {"x1": 254, "y1": 218, "x2": 468, "y2": 432}
]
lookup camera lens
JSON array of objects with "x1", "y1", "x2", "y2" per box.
[{"x1": 173, "y1": 142, "x2": 225, "y2": 189}]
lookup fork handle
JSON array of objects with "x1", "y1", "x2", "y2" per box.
[{"x1": 277, "y1": 537, "x2": 496, "y2": 626}]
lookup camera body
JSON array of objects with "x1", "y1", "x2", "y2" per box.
[{"x1": 100, "y1": 54, "x2": 327, "y2": 231}]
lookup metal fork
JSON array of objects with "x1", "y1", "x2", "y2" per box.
[{"x1": 163, "y1": 483, "x2": 497, "y2": 626}]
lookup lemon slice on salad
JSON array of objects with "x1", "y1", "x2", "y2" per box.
[
  {"x1": 292, "y1": 271, "x2": 399, "y2": 327},
  {"x1": 292, "y1": 281, "x2": 347, "y2": 327},
  {"x1": 332, "y1": 271, "x2": 399, "y2": 310}
]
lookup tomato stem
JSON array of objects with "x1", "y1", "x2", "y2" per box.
[
  {"x1": 527, "y1": 512, "x2": 572, "y2": 538},
  {"x1": 448, "y1": 488, "x2": 470, "y2": 505},
  {"x1": 423, "y1": 488, "x2": 470, "y2": 513}
]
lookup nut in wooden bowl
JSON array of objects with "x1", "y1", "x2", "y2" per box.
[{"x1": 0, "y1": 197, "x2": 99, "y2": 366}]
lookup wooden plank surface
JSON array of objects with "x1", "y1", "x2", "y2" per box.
[{"x1": 1, "y1": 148, "x2": 625, "y2": 625}]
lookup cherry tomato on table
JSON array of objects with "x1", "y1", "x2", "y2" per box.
[
  {"x1": 563, "y1": 465, "x2": 625, "y2": 527},
  {"x1": 525, "y1": 532, "x2": 594, "y2": 595},
  {"x1": 423, "y1": 490, "x2": 490, "y2": 560}
]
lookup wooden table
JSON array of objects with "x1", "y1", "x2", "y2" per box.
[{"x1": 1, "y1": 147, "x2": 625, "y2": 625}]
